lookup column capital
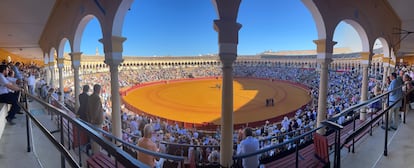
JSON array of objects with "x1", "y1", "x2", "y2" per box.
[
  {"x1": 359, "y1": 52, "x2": 373, "y2": 60},
  {"x1": 105, "y1": 58, "x2": 123, "y2": 67},
  {"x1": 360, "y1": 52, "x2": 373, "y2": 65},
  {"x1": 48, "y1": 62, "x2": 55, "y2": 67},
  {"x1": 69, "y1": 52, "x2": 82, "y2": 61},
  {"x1": 313, "y1": 39, "x2": 337, "y2": 54},
  {"x1": 214, "y1": 21, "x2": 242, "y2": 44},
  {"x1": 69, "y1": 52, "x2": 82, "y2": 68},
  {"x1": 99, "y1": 36, "x2": 127, "y2": 53},
  {"x1": 219, "y1": 43, "x2": 237, "y2": 66},
  {"x1": 57, "y1": 57, "x2": 65, "y2": 68}
]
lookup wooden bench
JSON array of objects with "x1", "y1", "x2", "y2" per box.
[
  {"x1": 264, "y1": 145, "x2": 314, "y2": 168},
  {"x1": 343, "y1": 113, "x2": 382, "y2": 153},
  {"x1": 264, "y1": 134, "x2": 329, "y2": 168},
  {"x1": 86, "y1": 152, "x2": 125, "y2": 168},
  {"x1": 326, "y1": 121, "x2": 356, "y2": 148}
]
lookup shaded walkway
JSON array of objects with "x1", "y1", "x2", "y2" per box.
[
  {"x1": 0, "y1": 110, "x2": 42, "y2": 168},
  {"x1": 341, "y1": 110, "x2": 414, "y2": 168}
]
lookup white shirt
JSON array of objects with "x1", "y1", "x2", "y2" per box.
[
  {"x1": 27, "y1": 75, "x2": 36, "y2": 86},
  {"x1": 0, "y1": 74, "x2": 11, "y2": 95},
  {"x1": 237, "y1": 136, "x2": 260, "y2": 168},
  {"x1": 6, "y1": 76, "x2": 17, "y2": 93}
]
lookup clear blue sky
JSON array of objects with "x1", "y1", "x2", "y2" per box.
[{"x1": 73, "y1": 0, "x2": 361, "y2": 56}]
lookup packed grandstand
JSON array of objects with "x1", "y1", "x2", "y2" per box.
[{"x1": 30, "y1": 50, "x2": 401, "y2": 167}]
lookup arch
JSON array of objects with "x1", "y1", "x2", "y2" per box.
[
  {"x1": 375, "y1": 37, "x2": 390, "y2": 58},
  {"x1": 73, "y1": 15, "x2": 102, "y2": 53},
  {"x1": 301, "y1": 0, "x2": 326, "y2": 39},
  {"x1": 58, "y1": 38, "x2": 71, "y2": 59},
  {"x1": 112, "y1": 0, "x2": 134, "y2": 36},
  {"x1": 334, "y1": 19, "x2": 370, "y2": 53}
]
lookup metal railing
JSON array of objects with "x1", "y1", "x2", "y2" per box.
[
  {"x1": 81, "y1": 121, "x2": 186, "y2": 166},
  {"x1": 232, "y1": 84, "x2": 412, "y2": 168},
  {"x1": 22, "y1": 81, "x2": 413, "y2": 168},
  {"x1": 19, "y1": 91, "x2": 147, "y2": 168},
  {"x1": 23, "y1": 90, "x2": 188, "y2": 168}
]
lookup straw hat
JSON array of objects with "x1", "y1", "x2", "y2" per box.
[{"x1": 271, "y1": 138, "x2": 278, "y2": 143}]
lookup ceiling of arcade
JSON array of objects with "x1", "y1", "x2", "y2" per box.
[{"x1": 0, "y1": 0, "x2": 413, "y2": 62}]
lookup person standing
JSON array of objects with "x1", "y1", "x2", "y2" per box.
[
  {"x1": 88, "y1": 84, "x2": 103, "y2": 154},
  {"x1": 27, "y1": 72, "x2": 36, "y2": 98},
  {"x1": 78, "y1": 85, "x2": 89, "y2": 121},
  {"x1": 11, "y1": 62, "x2": 22, "y2": 81},
  {"x1": 384, "y1": 72, "x2": 403, "y2": 130},
  {"x1": 0, "y1": 65, "x2": 22, "y2": 125},
  {"x1": 237, "y1": 127, "x2": 260, "y2": 168}
]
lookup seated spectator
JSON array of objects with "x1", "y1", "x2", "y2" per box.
[
  {"x1": 137, "y1": 124, "x2": 159, "y2": 167},
  {"x1": 0, "y1": 65, "x2": 22, "y2": 125},
  {"x1": 207, "y1": 150, "x2": 220, "y2": 165}
]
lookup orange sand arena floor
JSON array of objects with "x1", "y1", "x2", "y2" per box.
[{"x1": 122, "y1": 78, "x2": 311, "y2": 125}]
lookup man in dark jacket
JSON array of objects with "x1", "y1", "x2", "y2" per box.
[
  {"x1": 88, "y1": 84, "x2": 103, "y2": 154},
  {"x1": 78, "y1": 85, "x2": 89, "y2": 121}
]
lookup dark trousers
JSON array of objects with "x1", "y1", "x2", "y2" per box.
[{"x1": 0, "y1": 92, "x2": 21, "y2": 119}]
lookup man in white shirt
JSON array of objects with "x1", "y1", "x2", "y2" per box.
[
  {"x1": 6, "y1": 70, "x2": 17, "y2": 93},
  {"x1": 27, "y1": 72, "x2": 36, "y2": 96},
  {"x1": 237, "y1": 127, "x2": 260, "y2": 168},
  {"x1": 0, "y1": 65, "x2": 23, "y2": 125}
]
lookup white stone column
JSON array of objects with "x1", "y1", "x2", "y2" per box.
[
  {"x1": 314, "y1": 39, "x2": 336, "y2": 135},
  {"x1": 212, "y1": 0, "x2": 241, "y2": 166},
  {"x1": 107, "y1": 58, "x2": 122, "y2": 140},
  {"x1": 49, "y1": 62, "x2": 56, "y2": 88},
  {"x1": 359, "y1": 52, "x2": 371, "y2": 121},
  {"x1": 316, "y1": 58, "x2": 332, "y2": 134},
  {"x1": 101, "y1": 36, "x2": 126, "y2": 141},
  {"x1": 70, "y1": 52, "x2": 82, "y2": 111},
  {"x1": 219, "y1": 45, "x2": 237, "y2": 167},
  {"x1": 44, "y1": 67, "x2": 50, "y2": 86},
  {"x1": 57, "y1": 58, "x2": 65, "y2": 103},
  {"x1": 382, "y1": 64, "x2": 389, "y2": 86}
]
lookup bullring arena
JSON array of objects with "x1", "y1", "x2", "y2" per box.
[{"x1": 122, "y1": 77, "x2": 311, "y2": 127}]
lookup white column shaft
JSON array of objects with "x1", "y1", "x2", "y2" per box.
[
  {"x1": 317, "y1": 61, "x2": 329, "y2": 134},
  {"x1": 220, "y1": 63, "x2": 234, "y2": 167},
  {"x1": 58, "y1": 67, "x2": 64, "y2": 103},
  {"x1": 110, "y1": 65, "x2": 122, "y2": 140},
  {"x1": 73, "y1": 67, "x2": 80, "y2": 111},
  {"x1": 360, "y1": 65, "x2": 369, "y2": 120}
]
